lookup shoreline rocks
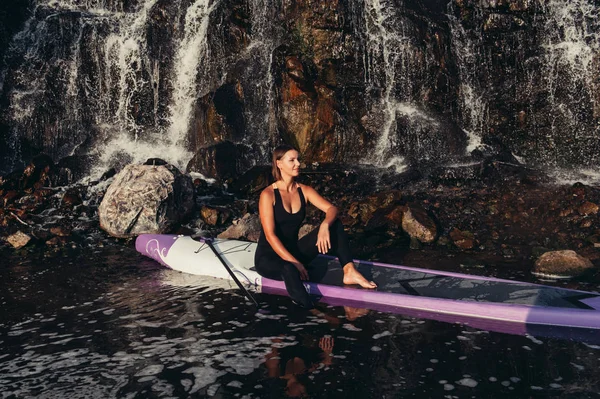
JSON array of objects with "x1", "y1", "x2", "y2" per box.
[{"x1": 1, "y1": 159, "x2": 598, "y2": 283}]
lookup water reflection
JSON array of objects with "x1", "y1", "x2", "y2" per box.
[{"x1": 1, "y1": 246, "x2": 600, "y2": 397}]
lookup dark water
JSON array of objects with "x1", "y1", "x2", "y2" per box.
[{"x1": 1, "y1": 246, "x2": 600, "y2": 398}]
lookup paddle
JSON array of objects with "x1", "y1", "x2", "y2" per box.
[{"x1": 205, "y1": 238, "x2": 259, "y2": 307}]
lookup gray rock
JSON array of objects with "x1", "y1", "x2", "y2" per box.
[
  {"x1": 532, "y1": 250, "x2": 595, "y2": 279},
  {"x1": 6, "y1": 231, "x2": 32, "y2": 249},
  {"x1": 218, "y1": 213, "x2": 261, "y2": 242},
  {"x1": 98, "y1": 164, "x2": 194, "y2": 238},
  {"x1": 401, "y1": 207, "x2": 437, "y2": 244}
]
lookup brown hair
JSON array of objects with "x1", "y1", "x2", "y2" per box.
[{"x1": 272, "y1": 144, "x2": 298, "y2": 181}]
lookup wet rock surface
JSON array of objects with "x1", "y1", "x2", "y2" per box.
[
  {"x1": 532, "y1": 250, "x2": 595, "y2": 279},
  {"x1": 99, "y1": 163, "x2": 195, "y2": 238},
  {"x1": 1, "y1": 156, "x2": 599, "y2": 283}
]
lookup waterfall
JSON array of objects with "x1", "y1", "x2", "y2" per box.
[
  {"x1": 362, "y1": 0, "x2": 410, "y2": 172},
  {"x1": 446, "y1": 3, "x2": 489, "y2": 155},
  {"x1": 2, "y1": 0, "x2": 599, "y2": 178},
  {"x1": 535, "y1": 0, "x2": 600, "y2": 167},
  {"x1": 167, "y1": 0, "x2": 217, "y2": 143},
  {"x1": 240, "y1": 0, "x2": 281, "y2": 156}
]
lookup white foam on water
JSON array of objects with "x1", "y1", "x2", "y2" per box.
[
  {"x1": 371, "y1": 346, "x2": 382, "y2": 352},
  {"x1": 183, "y1": 367, "x2": 225, "y2": 394},
  {"x1": 372, "y1": 331, "x2": 392, "y2": 339},
  {"x1": 456, "y1": 378, "x2": 478, "y2": 388},
  {"x1": 342, "y1": 324, "x2": 362, "y2": 332},
  {"x1": 549, "y1": 383, "x2": 562, "y2": 388},
  {"x1": 583, "y1": 343, "x2": 600, "y2": 350},
  {"x1": 134, "y1": 364, "x2": 164, "y2": 377},
  {"x1": 526, "y1": 335, "x2": 544, "y2": 345},
  {"x1": 570, "y1": 362, "x2": 585, "y2": 371}
]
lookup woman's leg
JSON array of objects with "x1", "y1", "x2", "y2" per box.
[
  {"x1": 255, "y1": 253, "x2": 314, "y2": 308},
  {"x1": 297, "y1": 219, "x2": 376, "y2": 288},
  {"x1": 296, "y1": 219, "x2": 352, "y2": 264}
]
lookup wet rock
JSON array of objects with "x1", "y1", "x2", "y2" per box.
[
  {"x1": 98, "y1": 164, "x2": 195, "y2": 238},
  {"x1": 50, "y1": 226, "x2": 72, "y2": 237},
  {"x1": 449, "y1": 228, "x2": 476, "y2": 250},
  {"x1": 6, "y1": 231, "x2": 32, "y2": 249},
  {"x1": 229, "y1": 165, "x2": 272, "y2": 196},
  {"x1": 217, "y1": 213, "x2": 261, "y2": 242},
  {"x1": 45, "y1": 236, "x2": 68, "y2": 247},
  {"x1": 402, "y1": 206, "x2": 437, "y2": 244},
  {"x1": 347, "y1": 201, "x2": 378, "y2": 226},
  {"x1": 384, "y1": 205, "x2": 407, "y2": 226},
  {"x1": 200, "y1": 206, "x2": 220, "y2": 226},
  {"x1": 3, "y1": 190, "x2": 20, "y2": 207},
  {"x1": 200, "y1": 206, "x2": 231, "y2": 226},
  {"x1": 533, "y1": 250, "x2": 595, "y2": 279},
  {"x1": 33, "y1": 188, "x2": 54, "y2": 203},
  {"x1": 186, "y1": 141, "x2": 249, "y2": 182},
  {"x1": 189, "y1": 82, "x2": 247, "y2": 155},
  {"x1": 21, "y1": 154, "x2": 54, "y2": 189},
  {"x1": 347, "y1": 190, "x2": 403, "y2": 227},
  {"x1": 144, "y1": 158, "x2": 169, "y2": 166},
  {"x1": 578, "y1": 201, "x2": 599, "y2": 216},
  {"x1": 53, "y1": 155, "x2": 95, "y2": 186},
  {"x1": 100, "y1": 168, "x2": 117, "y2": 181},
  {"x1": 409, "y1": 236, "x2": 422, "y2": 250},
  {"x1": 61, "y1": 188, "x2": 83, "y2": 209}
]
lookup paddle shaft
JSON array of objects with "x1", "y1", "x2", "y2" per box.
[{"x1": 205, "y1": 239, "x2": 259, "y2": 307}]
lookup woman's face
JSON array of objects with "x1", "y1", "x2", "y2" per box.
[{"x1": 277, "y1": 150, "x2": 300, "y2": 178}]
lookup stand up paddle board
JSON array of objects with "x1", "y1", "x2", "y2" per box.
[{"x1": 135, "y1": 235, "x2": 600, "y2": 332}]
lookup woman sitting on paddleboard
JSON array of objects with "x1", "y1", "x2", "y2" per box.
[{"x1": 255, "y1": 144, "x2": 377, "y2": 309}]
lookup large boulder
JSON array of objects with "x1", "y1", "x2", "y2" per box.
[
  {"x1": 532, "y1": 250, "x2": 595, "y2": 279},
  {"x1": 98, "y1": 164, "x2": 195, "y2": 238}
]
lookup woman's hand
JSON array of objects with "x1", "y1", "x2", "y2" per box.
[
  {"x1": 293, "y1": 261, "x2": 309, "y2": 280},
  {"x1": 316, "y1": 222, "x2": 331, "y2": 254}
]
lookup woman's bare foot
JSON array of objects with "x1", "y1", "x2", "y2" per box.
[{"x1": 342, "y1": 263, "x2": 377, "y2": 288}]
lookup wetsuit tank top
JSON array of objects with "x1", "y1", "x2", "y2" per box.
[{"x1": 256, "y1": 185, "x2": 306, "y2": 259}]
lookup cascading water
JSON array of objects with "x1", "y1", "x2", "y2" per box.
[
  {"x1": 360, "y1": 0, "x2": 462, "y2": 171},
  {"x1": 535, "y1": 0, "x2": 600, "y2": 167},
  {"x1": 236, "y1": 0, "x2": 282, "y2": 159},
  {"x1": 361, "y1": 0, "x2": 413, "y2": 172},
  {"x1": 167, "y1": 0, "x2": 217, "y2": 143},
  {"x1": 446, "y1": 3, "x2": 489, "y2": 155}
]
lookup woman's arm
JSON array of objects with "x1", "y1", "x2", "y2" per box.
[
  {"x1": 259, "y1": 188, "x2": 309, "y2": 280},
  {"x1": 300, "y1": 185, "x2": 338, "y2": 253}
]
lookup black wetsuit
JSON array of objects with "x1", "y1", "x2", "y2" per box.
[{"x1": 254, "y1": 185, "x2": 353, "y2": 308}]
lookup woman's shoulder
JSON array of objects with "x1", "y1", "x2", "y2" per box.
[
  {"x1": 260, "y1": 184, "x2": 275, "y2": 199},
  {"x1": 297, "y1": 183, "x2": 316, "y2": 194}
]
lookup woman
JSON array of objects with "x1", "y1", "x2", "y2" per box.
[{"x1": 255, "y1": 144, "x2": 377, "y2": 309}]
